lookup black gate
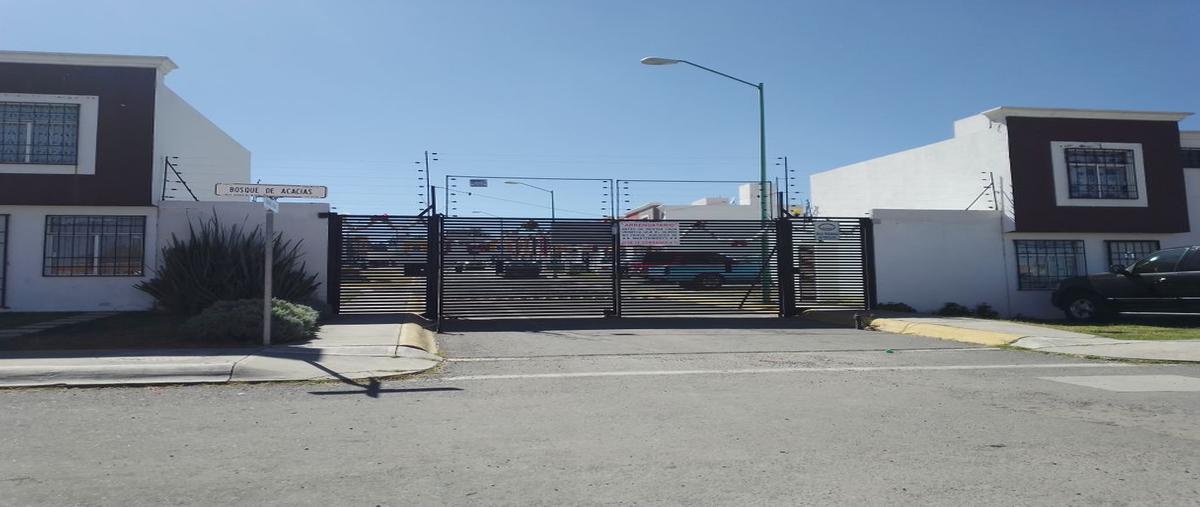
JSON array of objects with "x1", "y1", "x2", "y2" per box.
[
  {"x1": 440, "y1": 217, "x2": 615, "y2": 318},
  {"x1": 328, "y1": 214, "x2": 875, "y2": 319},
  {"x1": 328, "y1": 214, "x2": 429, "y2": 315},
  {"x1": 787, "y1": 217, "x2": 875, "y2": 313},
  {"x1": 618, "y1": 219, "x2": 778, "y2": 316}
]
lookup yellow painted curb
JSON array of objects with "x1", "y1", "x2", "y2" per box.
[
  {"x1": 869, "y1": 318, "x2": 1024, "y2": 347},
  {"x1": 398, "y1": 322, "x2": 439, "y2": 355}
]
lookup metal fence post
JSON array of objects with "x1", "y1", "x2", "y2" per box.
[
  {"x1": 860, "y1": 217, "x2": 877, "y2": 310},
  {"x1": 325, "y1": 212, "x2": 342, "y2": 315},
  {"x1": 775, "y1": 218, "x2": 797, "y2": 317},
  {"x1": 610, "y1": 220, "x2": 621, "y2": 317},
  {"x1": 424, "y1": 214, "x2": 443, "y2": 321}
]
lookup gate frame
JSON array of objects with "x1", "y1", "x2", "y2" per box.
[
  {"x1": 324, "y1": 212, "x2": 342, "y2": 315},
  {"x1": 327, "y1": 213, "x2": 877, "y2": 319}
]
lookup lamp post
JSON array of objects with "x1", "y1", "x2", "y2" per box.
[
  {"x1": 642, "y1": 56, "x2": 771, "y2": 302},
  {"x1": 504, "y1": 180, "x2": 556, "y2": 220},
  {"x1": 640, "y1": 57, "x2": 768, "y2": 222}
]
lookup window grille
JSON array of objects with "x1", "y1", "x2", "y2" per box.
[
  {"x1": 0, "y1": 102, "x2": 80, "y2": 165},
  {"x1": 1065, "y1": 148, "x2": 1137, "y2": 199},
  {"x1": 43, "y1": 216, "x2": 145, "y2": 277},
  {"x1": 1015, "y1": 240, "x2": 1086, "y2": 290},
  {"x1": 1105, "y1": 240, "x2": 1160, "y2": 269}
]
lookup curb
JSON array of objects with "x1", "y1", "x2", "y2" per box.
[
  {"x1": 398, "y1": 322, "x2": 439, "y2": 355},
  {"x1": 0, "y1": 362, "x2": 235, "y2": 388},
  {"x1": 868, "y1": 318, "x2": 1024, "y2": 347}
]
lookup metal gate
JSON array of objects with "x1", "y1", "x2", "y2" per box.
[
  {"x1": 328, "y1": 214, "x2": 874, "y2": 319},
  {"x1": 440, "y1": 217, "x2": 615, "y2": 318},
  {"x1": 618, "y1": 219, "x2": 778, "y2": 316},
  {"x1": 787, "y1": 217, "x2": 874, "y2": 312},
  {"x1": 328, "y1": 214, "x2": 429, "y2": 314}
]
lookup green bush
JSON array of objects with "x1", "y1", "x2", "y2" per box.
[
  {"x1": 973, "y1": 303, "x2": 1000, "y2": 319},
  {"x1": 180, "y1": 298, "x2": 319, "y2": 344},
  {"x1": 935, "y1": 302, "x2": 973, "y2": 317},
  {"x1": 136, "y1": 215, "x2": 320, "y2": 316},
  {"x1": 876, "y1": 302, "x2": 916, "y2": 313}
]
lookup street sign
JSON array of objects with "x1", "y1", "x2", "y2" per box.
[
  {"x1": 620, "y1": 221, "x2": 680, "y2": 246},
  {"x1": 469, "y1": 179, "x2": 488, "y2": 187},
  {"x1": 215, "y1": 183, "x2": 328, "y2": 199},
  {"x1": 212, "y1": 182, "x2": 328, "y2": 347},
  {"x1": 814, "y1": 221, "x2": 841, "y2": 241}
]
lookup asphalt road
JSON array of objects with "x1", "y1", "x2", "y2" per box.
[{"x1": 3, "y1": 319, "x2": 1199, "y2": 506}]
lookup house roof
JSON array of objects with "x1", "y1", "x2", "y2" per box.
[
  {"x1": 0, "y1": 50, "x2": 177, "y2": 74},
  {"x1": 982, "y1": 107, "x2": 1192, "y2": 123}
]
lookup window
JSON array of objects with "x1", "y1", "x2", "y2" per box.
[
  {"x1": 1015, "y1": 240, "x2": 1086, "y2": 290},
  {"x1": 1183, "y1": 148, "x2": 1200, "y2": 169},
  {"x1": 1106, "y1": 240, "x2": 1160, "y2": 269},
  {"x1": 1178, "y1": 248, "x2": 1200, "y2": 272},
  {"x1": 0, "y1": 102, "x2": 79, "y2": 165},
  {"x1": 43, "y1": 216, "x2": 145, "y2": 277},
  {"x1": 1050, "y1": 142, "x2": 1146, "y2": 207},
  {"x1": 1065, "y1": 148, "x2": 1138, "y2": 199},
  {"x1": 1130, "y1": 247, "x2": 1187, "y2": 274}
]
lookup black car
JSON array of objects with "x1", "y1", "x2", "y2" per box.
[
  {"x1": 501, "y1": 260, "x2": 542, "y2": 279},
  {"x1": 1052, "y1": 245, "x2": 1200, "y2": 321}
]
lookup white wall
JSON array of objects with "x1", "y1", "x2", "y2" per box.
[
  {"x1": 871, "y1": 209, "x2": 1010, "y2": 314},
  {"x1": 0, "y1": 205, "x2": 158, "y2": 311},
  {"x1": 152, "y1": 82, "x2": 252, "y2": 203},
  {"x1": 871, "y1": 196, "x2": 1200, "y2": 319},
  {"x1": 811, "y1": 116, "x2": 1011, "y2": 217},
  {"x1": 156, "y1": 201, "x2": 331, "y2": 301}
]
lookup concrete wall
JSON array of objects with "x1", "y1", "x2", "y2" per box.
[
  {"x1": 152, "y1": 83, "x2": 252, "y2": 203},
  {"x1": 811, "y1": 117, "x2": 1010, "y2": 217},
  {"x1": 871, "y1": 209, "x2": 1010, "y2": 314},
  {"x1": 0, "y1": 205, "x2": 158, "y2": 311},
  {"x1": 156, "y1": 201, "x2": 330, "y2": 301}
]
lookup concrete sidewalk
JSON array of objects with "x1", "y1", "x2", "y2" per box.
[
  {"x1": 866, "y1": 315, "x2": 1200, "y2": 363},
  {"x1": 0, "y1": 317, "x2": 441, "y2": 388}
]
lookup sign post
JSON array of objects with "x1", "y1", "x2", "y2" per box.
[
  {"x1": 215, "y1": 183, "x2": 328, "y2": 346},
  {"x1": 262, "y1": 198, "x2": 275, "y2": 346}
]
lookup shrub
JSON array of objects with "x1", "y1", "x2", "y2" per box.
[
  {"x1": 296, "y1": 298, "x2": 334, "y2": 322},
  {"x1": 180, "y1": 298, "x2": 319, "y2": 344},
  {"x1": 136, "y1": 215, "x2": 320, "y2": 316},
  {"x1": 973, "y1": 303, "x2": 1000, "y2": 319},
  {"x1": 875, "y1": 302, "x2": 916, "y2": 313},
  {"x1": 935, "y1": 302, "x2": 973, "y2": 317}
]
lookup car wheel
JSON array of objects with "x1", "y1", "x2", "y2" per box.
[
  {"x1": 695, "y1": 273, "x2": 723, "y2": 289},
  {"x1": 1063, "y1": 292, "x2": 1107, "y2": 322}
]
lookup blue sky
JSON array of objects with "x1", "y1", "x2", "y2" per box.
[{"x1": 3, "y1": 0, "x2": 1197, "y2": 216}]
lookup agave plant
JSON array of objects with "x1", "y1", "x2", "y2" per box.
[{"x1": 136, "y1": 214, "x2": 320, "y2": 315}]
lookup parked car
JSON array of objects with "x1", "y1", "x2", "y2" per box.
[
  {"x1": 1052, "y1": 245, "x2": 1200, "y2": 321},
  {"x1": 453, "y1": 259, "x2": 489, "y2": 273},
  {"x1": 501, "y1": 260, "x2": 542, "y2": 279},
  {"x1": 638, "y1": 251, "x2": 763, "y2": 289}
]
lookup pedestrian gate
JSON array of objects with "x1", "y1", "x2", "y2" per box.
[{"x1": 328, "y1": 214, "x2": 874, "y2": 319}]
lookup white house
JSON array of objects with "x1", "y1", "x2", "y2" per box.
[
  {"x1": 625, "y1": 182, "x2": 779, "y2": 220},
  {"x1": 0, "y1": 51, "x2": 327, "y2": 312},
  {"x1": 811, "y1": 107, "x2": 1200, "y2": 318}
]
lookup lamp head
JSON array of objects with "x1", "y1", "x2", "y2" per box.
[{"x1": 640, "y1": 57, "x2": 681, "y2": 65}]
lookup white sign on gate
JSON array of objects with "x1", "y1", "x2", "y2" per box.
[
  {"x1": 814, "y1": 221, "x2": 841, "y2": 241},
  {"x1": 620, "y1": 221, "x2": 680, "y2": 246}
]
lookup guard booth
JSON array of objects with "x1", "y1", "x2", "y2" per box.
[{"x1": 327, "y1": 214, "x2": 875, "y2": 319}]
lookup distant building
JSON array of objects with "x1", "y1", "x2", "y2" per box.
[{"x1": 625, "y1": 182, "x2": 778, "y2": 220}]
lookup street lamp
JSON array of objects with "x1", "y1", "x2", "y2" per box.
[
  {"x1": 641, "y1": 56, "x2": 771, "y2": 303},
  {"x1": 639, "y1": 56, "x2": 768, "y2": 222},
  {"x1": 504, "y1": 181, "x2": 556, "y2": 220}
]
